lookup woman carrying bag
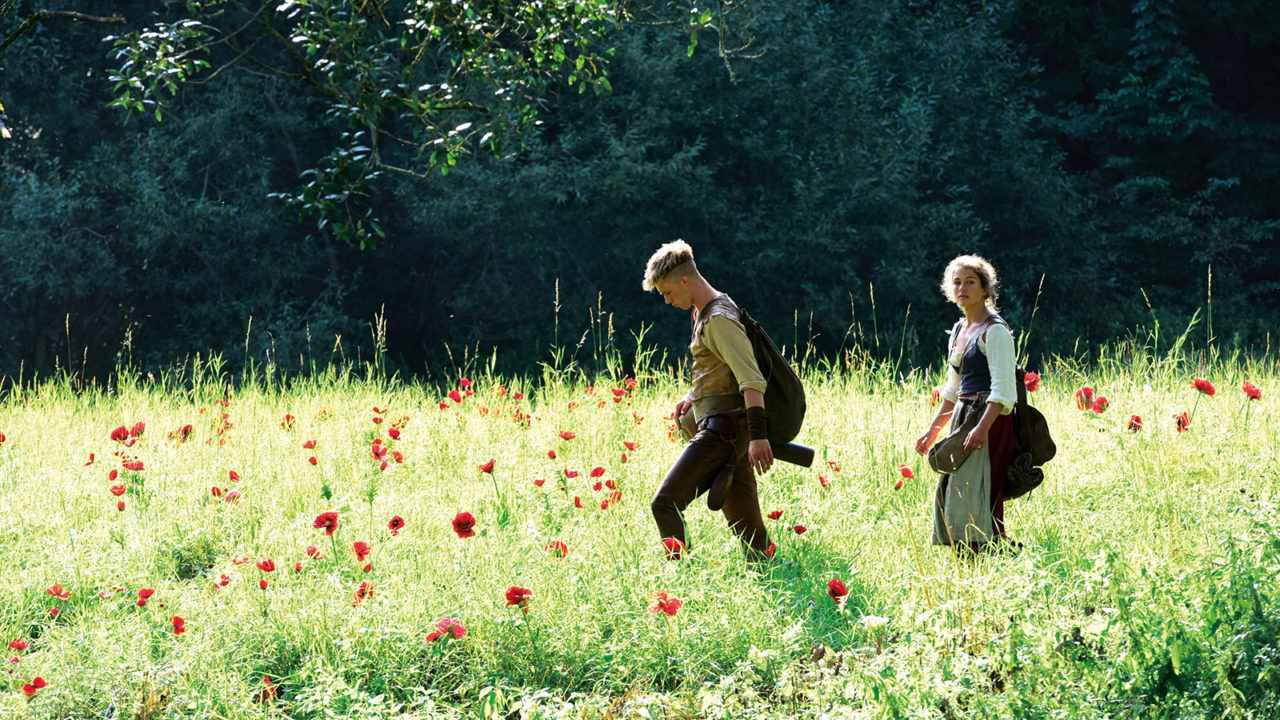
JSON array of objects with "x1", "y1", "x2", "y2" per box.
[{"x1": 915, "y1": 255, "x2": 1020, "y2": 553}]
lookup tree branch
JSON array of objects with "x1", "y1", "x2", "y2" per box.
[{"x1": 1, "y1": 9, "x2": 125, "y2": 57}]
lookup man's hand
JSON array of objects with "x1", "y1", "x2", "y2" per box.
[
  {"x1": 748, "y1": 439, "x2": 774, "y2": 474},
  {"x1": 674, "y1": 398, "x2": 691, "y2": 418}
]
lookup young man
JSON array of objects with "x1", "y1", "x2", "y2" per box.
[{"x1": 643, "y1": 240, "x2": 773, "y2": 559}]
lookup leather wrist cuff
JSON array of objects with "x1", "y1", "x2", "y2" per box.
[{"x1": 746, "y1": 406, "x2": 768, "y2": 441}]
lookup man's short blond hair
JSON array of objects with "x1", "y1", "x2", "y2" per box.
[
  {"x1": 642, "y1": 239, "x2": 697, "y2": 292},
  {"x1": 940, "y1": 254, "x2": 1001, "y2": 311}
]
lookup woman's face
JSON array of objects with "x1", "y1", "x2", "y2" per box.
[{"x1": 950, "y1": 268, "x2": 987, "y2": 310}]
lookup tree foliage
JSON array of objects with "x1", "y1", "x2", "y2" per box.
[{"x1": 1, "y1": 0, "x2": 1277, "y2": 380}]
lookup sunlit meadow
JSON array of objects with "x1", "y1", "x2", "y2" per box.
[{"x1": 1, "y1": 332, "x2": 1278, "y2": 718}]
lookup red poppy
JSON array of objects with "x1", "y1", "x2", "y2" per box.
[
  {"x1": 452, "y1": 512, "x2": 476, "y2": 539},
  {"x1": 767, "y1": 509, "x2": 783, "y2": 520},
  {"x1": 828, "y1": 460, "x2": 842, "y2": 473},
  {"x1": 225, "y1": 470, "x2": 238, "y2": 483},
  {"x1": 259, "y1": 579, "x2": 269, "y2": 590},
  {"x1": 109, "y1": 469, "x2": 118, "y2": 481},
  {"x1": 388, "y1": 427, "x2": 401, "y2": 440},
  {"x1": 592, "y1": 481, "x2": 603, "y2": 492},
  {"x1": 514, "y1": 392, "x2": 525, "y2": 400},
  {"x1": 1074, "y1": 386, "x2": 1094, "y2": 411},
  {"x1": 1090, "y1": 396, "x2": 1109, "y2": 414},
  {"x1": 573, "y1": 496, "x2": 584, "y2": 508},
  {"x1": 1175, "y1": 411, "x2": 1192, "y2": 433},
  {"x1": 388, "y1": 515, "x2": 405, "y2": 536},
  {"x1": 590, "y1": 466, "x2": 606, "y2": 478},
  {"x1": 623, "y1": 441, "x2": 639, "y2": 451},
  {"x1": 371, "y1": 416, "x2": 383, "y2": 425},
  {"x1": 392, "y1": 451, "x2": 404, "y2": 464},
  {"x1": 650, "y1": 590, "x2": 683, "y2": 616},
  {"x1": 894, "y1": 479, "x2": 905, "y2": 491},
  {"x1": 558, "y1": 430, "x2": 576, "y2": 441},
  {"x1": 123, "y1": 460, "x2": 144, "y2": 472},
  {"x1": 138, "y1": 587, "x2": 155, "y2": 601},
  {"x1": 1192, "y1": 378, "x2": 1216, "y2": 396},
  {"x1": 458, "y1": 377, "x2": 472, "y2": 390},
  {"x1": 533, "y1": 478, "x2": 545, "y2": 488},
  {"x1": 605, "y1": 479, "x2": 617, "y2": 490},
  {"x1": 793, "y1": 524, "x2": 807, "y2": 535},
  {"x1": 293, "y1": 561, "x2": 303, "y2": 573},
  {"x1": 280, "y1": 413, "x2": 295, "y2": 429},
  {"x1": 827, "y1": 578, "x2": 848, "y2": 604},
  {"x1": 546, "y1": 449, "x2": 557, "y2": 460},
  {"x1": 599, "y1": 498, "x2": 610, "y2": 510},
  {"x1": 308, "y1": 456, "x2": 318, "y2": 465},
  {"x1": 564, "y1": 468, "x2": 579, "y2": 478},
  {"x1": 117, "y1": 500, "x2": 126, "y2": 511},
  {"x1": 438, "y1": 401, "x2": 449, "y2": 410},
  {"x1": 763, "y1": 542, "x2": 777, "y2": 558},
  {"x1": 1243, "y1": 381, "x2": 1262, "y2": 401},
  {"x1": 110, "y1": 484, "x2": 126, "y2": 497},
  {"x1": 224, "y1": 490, "x2": 240, "y2": 504},
  {"x1": 898, "y1": 464, "x2": 915, "y2": 479},
  {"x1": 818, "y1": 474, "x2": 830, "y2": 489},
  {"x1": 353, "y1": 541, "x2": 371, "y2": 563},
  {"x1": 620, "y1": 452, "x2": 629, "y2": 463},
  {"x1": 1024, "y1": 371, "x2": 1041, "y2": 393},
  {"x1": 477, "y1": 459, "x2": 495, "y2": 474},
  {"x1": 9, "y1": 639, "x2": 27, "y2": 651},
  {"x1": 21, "y1": 676, "x2": 46, "y2": 696},
  {"x1": 1127, "y1": 415, "x2": 1143, "y2": 432},
  {"x1": 84, "y1": 452, "x2": 95, "y2": 466},
  {"x1": 661, "y1": 537, "x2": 685, "y2": 559},
  {"x1": 426, "y1": 617, "x2": 467, "y2": 642},
  {"x1": 373, "y1": 405, "x2": 387, "y2": 414},
  {"x1": 130, "y1": 421, "x2": 146, "y2": 438},
  {"x1": 504, "y1": 585, "x2": 532, "y2": 608},
  {"x1": 352, "y1": 581, "x2": 373, "y2": 606},
  {"x1": 211, "y1": 486, "x2": 223, "y2": 498},
  {"x1": 110, "y1": 425, "x2": 129, "y2": 442},
  {"x1": 545, "y1": 540, "x2": 568, "y2": 558},
  {"x1": 215, "y1": 574, "x2": 231, "y2": 588},
  {"x1": 48, "y1": 607, "x2": 60, "y2": 618},
  {"x1": 256, "y1": 558, "x2": 276, "y2": 573},
  {"x1": 171, "y1": 616, "x2": 186, "y2": 636},
  {"x1": 314, "y1": 511, "x2": 339, "y2": 535},
  {"x1": 448, "y1": 389, "x2": 463, "y2": 404},
  {"x1": 259, "y1": 675, "x2": 278, "y2": 703},
  {"x1": 608, "y1": 490, "x2": 623, "y2": 504},
  {"x1": 46, "y1": 583, "x2": 70, "y2": 601},
  {"x1": 302, "y1": 439, "x2": 317, "y2": 449},
  {"x1": 306, "y1": 545, "x2": 321, "y2": 559}
]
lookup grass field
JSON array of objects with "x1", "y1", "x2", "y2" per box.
[{"x1": 1, "y1": 338, "x2": 1278, "y2": 718}]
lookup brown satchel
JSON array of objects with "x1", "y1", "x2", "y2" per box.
[{"x1": 927, "y1": 398, "x2": 985, "y2": 474}]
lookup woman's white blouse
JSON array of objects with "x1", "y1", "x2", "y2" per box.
[{"x1": 939, "y1": 322, "x2": 1017, "y2": 414}]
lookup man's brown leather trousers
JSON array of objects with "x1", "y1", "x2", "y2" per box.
[{"x1": 650, "y1": 413, "x2": 770, "y2": 556}]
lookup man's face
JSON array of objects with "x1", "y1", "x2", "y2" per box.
[{"x1": 654, "y1": 276, "x2": 692, "y2": 310}]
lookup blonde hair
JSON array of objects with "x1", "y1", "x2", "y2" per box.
[
  {"x1": 940, "y1": 254, "x2": 1000, "y2": 310},
  {"x1": 642, "y1": 239, "x2": 697, "y2": 292}
]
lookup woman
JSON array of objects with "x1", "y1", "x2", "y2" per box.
[{"x1": 915, "y1": 255, "x2": 1019, "y2": 552}]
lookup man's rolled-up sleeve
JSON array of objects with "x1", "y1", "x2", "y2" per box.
[{"x1": 703, "y1": 315, "x2": 768, "y2": 395}]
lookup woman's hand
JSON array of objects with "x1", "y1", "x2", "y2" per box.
[
  {"x1": 963, "y1": 425, "x2": 989, "y2": 452},
  {"x1": 915, "y1": 430, "x2": 937, "y2": 456}
]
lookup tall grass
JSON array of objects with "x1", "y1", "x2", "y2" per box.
[{"x1": 0, "y1": 327, "x2": 1277, "y2": 718}]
